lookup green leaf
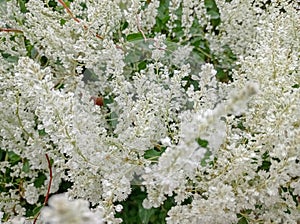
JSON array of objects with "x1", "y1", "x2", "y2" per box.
[
  {"x1": 17, "y1": 0, "x2": 27, "y2": 13},
  {"x1": 200, "y1": 150, "x2": 212, "y2": 167},
  {"x1": 2, "y1": 53, "x2": 19, "y2": 63},
  {"x1": 22, "y1": 159, "x2": 30, "y2": 173},
  {"x1": 8, "y1": 151, "x2": 21, "y2": 165},
  {"x1": 138, "y1": 204, "x2": 155, "y2": 224},
  {"x1": 237, "y1": 216, "x2": 249, "y2": 224},
  {"x1": 0, "y1": 148, "x2": 6, "y2": 161},
  {"x1": 237, "y1": 121, "x2": 246, "y2": 130},
  {"x1": 257, "y1": 152, "x2": 271, "y2": 172},
  {"x1": 126, "y1": 33, "x2": 144, "y2": 42},
  {"x1": 38, "y1": 128, "x2": 47, "y2": 136},
  {"x1": 124, "y1": 51, "x2": 142, "y2": 64},
  {"x1": 144, "y1": 148, "x2": 165, "y2": 161},
  {"x1": 216, "y1": 68, "x2": 231, "y2": 83},
  {"x1": 207, "y1": 10, "x2": 220, "y2": 19},
  {"x1": 138, "y1": 61, "x2": 147, "y2": 70},
  {"x1": 0, "y1": 0, "x2": 7, "y2": 15},
  {"x1": 60, "y1": 19, "x2": 67, "y2": 26},
  {"x1": 116, "y1": 186, "x2": 175, "y2": 224},
  {"x1": 205, "y1": 0, "x2": 215, "y2": 9},
  {"x1": 48, "y1": 0, "x2": 58, "y2": 8},
  {"x1": 34, "y1": 172, "x2": 47, "y2": 188},
  {"x1": 110, "y1": 112, "x2": 118, "y2": 130},
  {"x1": 32, "y1": 205, "x2": 43, "y2": 216},
  {"x1": 196, "y1": 138, "x2": 208, "y2": 148}
]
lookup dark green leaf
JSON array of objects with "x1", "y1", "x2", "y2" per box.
[
  {"x1": 144, "y1": 148, "x2": 165, "y2": 161},
  {"x1": 138, "y1": 61, "x2": 147, "y2": 70},
  {"x1": 38, "y1": 129, "x2": 47, "y2": 136},
  {"x1": 205, "y1": 0, "x2": 215, "y2": 9},
  {"x1": 237, "y1": 216, "x2": 249, "y2": 224},
  {"x1": 34, "y1": 172, "x2": 47, "y2": 188},
  {"x1": 196, "y1": 138, "x2": 208, "y2": 148},
  {"x1": 8, "y1": 151, "x2": 21, "y2": 165}
]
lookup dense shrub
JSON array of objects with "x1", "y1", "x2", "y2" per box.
[{"x1": 0, "y1": 0, "x2": 299, "y2": 223}]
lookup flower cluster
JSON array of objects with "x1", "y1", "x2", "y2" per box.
[
  {"x1": 0, "y1": 0, "x2": 299, "y2": 223},
  {"x1": 40, "y1": 194, "x2": 104, "y2": 224}
]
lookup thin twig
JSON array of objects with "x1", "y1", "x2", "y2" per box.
[
  {"x1": 33, "y1": 154, "x2": 53, "y2": 224},
  {"x1": 136, "y1": 15, "x2": 147, "y2": 41},
  {"x1": 95, "y1": 33, "x2": 104, "y2": 40}
]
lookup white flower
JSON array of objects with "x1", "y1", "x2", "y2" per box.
[
  {"x1": 41, "y1": 194, "x2": 104, "y2": 224},
  {"x1": 24, "y1": 184, "x2": 39, "y2": 205},
  {"x1": 114, "y1": 204, "x2": 123, "y2": 212}
]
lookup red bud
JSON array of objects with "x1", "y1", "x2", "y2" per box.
[{"x1": 90, "y1": 96, "x2": 104, "y2": 106}]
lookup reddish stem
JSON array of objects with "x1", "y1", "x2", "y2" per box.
[
  {"x1": 95, "y1": 33, "x2": 104, "y2": 40},
  {"x1": 57, "y1": 0, "x2": 104, "y2": 39},
  {"x1": 0, "y1": 28, "x2": 23, "y2": 33},
  {"x1": 44, "y1": 154, "x2": 53, "y2": 205},
  {"x1": 33, "y1": 154, "x2": 53, "y2": 224},
  {"x1": 57, "y1": 0, "x2": 80, "y2": 23}
]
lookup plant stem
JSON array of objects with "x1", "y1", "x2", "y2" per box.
[
  {"x1": 0, "y1": 28, "x2": 23, "y2": 33},
  {"x1": 33, "y1": 154, "x2": 53, "y2": 224}
]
